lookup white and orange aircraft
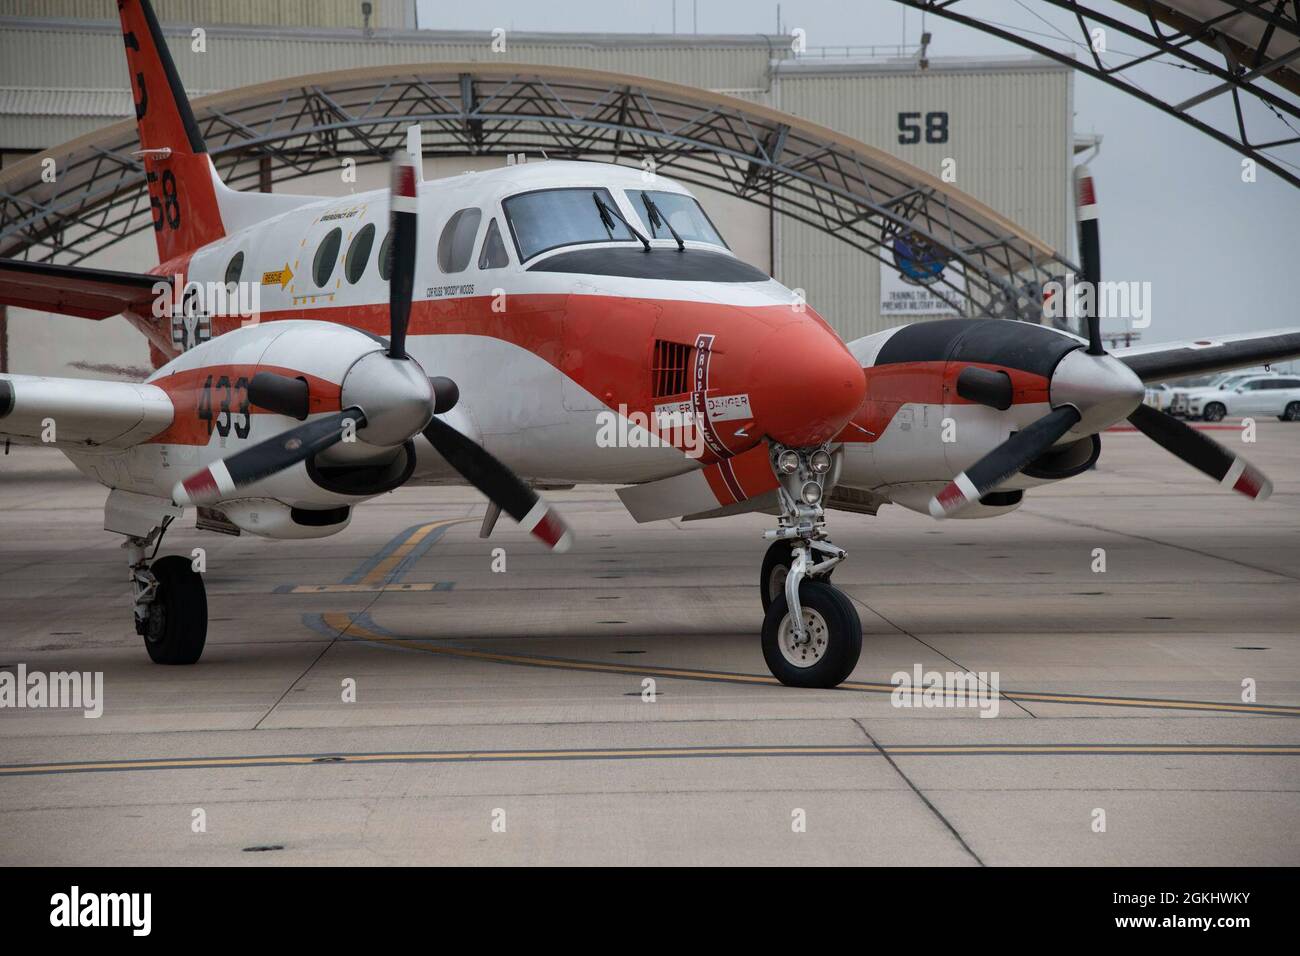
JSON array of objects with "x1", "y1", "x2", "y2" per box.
[{"x1": 2, "y1": 0, "x2": 1298, "y2": 687}]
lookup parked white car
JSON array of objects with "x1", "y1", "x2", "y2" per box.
[
  {"x1": 1169, "y1": 372, "x2": 1275, "y2": 418},
  {"x1": 1186, "y1": 374, "x2": 1300, "y2": 421},
  {"x1": 1144, "y1": 383, "x2": 1173, "y2": 411}
]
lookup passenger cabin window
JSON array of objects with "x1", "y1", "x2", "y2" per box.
[
  {"x1": 344, "y1": 223, "x2": 376, "y2": 284},
  {"x1": 626, "y1": 190, "x2": 726, "y2": 248},
  {"x1": 224, "y1": 251, "x2": 244, "y2": 287},
  {"x1": 478, "y1": 218, "x2": 509, "y2": 270},
  {"x1": 502, "y1": 187, "x2": 635, "y2": 262},
  {"x1": 377, "y1": 230, "x2": 393, "y2": 281},
  {"x1": 438, "y1": 208, "x2": 482, "y2": 274},
  {"x1": 313, "y1": 227, "x2": 343, "y2": 286}
]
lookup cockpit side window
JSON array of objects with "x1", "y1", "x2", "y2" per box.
[
  {"x1": 437, "y1": 208, "x2": 482, "y2": 274},
  {"x1": 478, "y1": 217, "x2": 510, "y2": 270},
  {"x1": 502, "y1": 187, "x2": 635, "y2": 262},
  {"x1": 626, "y1": 190, "x2": 727, "y2": 248}
]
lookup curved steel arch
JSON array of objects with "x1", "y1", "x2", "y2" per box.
[
  {"x1": 0, "y1": 62, "x2": 1072, "y2": 321},
  {"x1": 893, "y1": 0, "x2": 1300, "y2": 189}
]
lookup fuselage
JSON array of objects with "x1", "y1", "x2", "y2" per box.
[{"x1": 83, "y1": 160, "x2": 866, "y2": 501}]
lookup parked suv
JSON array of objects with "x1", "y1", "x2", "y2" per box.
[
  {"x1": 1188, "y1": 375, "x2": 1300, "y2": 421},
  {"x1": 1170, "y1": 372, "x2": 1274, "y2": 418}
]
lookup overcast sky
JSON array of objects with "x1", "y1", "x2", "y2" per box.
[{"x1": 416, "y1": 0, "x2": 1300, "y2": 344}]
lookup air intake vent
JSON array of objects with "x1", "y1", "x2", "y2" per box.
[{"x1": 652, "y1": 340, "x2": 694, "y2": 397}]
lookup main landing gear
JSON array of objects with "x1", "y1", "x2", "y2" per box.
[
  {"x1": 759, "y1": 444, "x2": 861, "y2": 688},
  {"x1": 126, "y1": 522, "x2": 207, "y2": 665}
]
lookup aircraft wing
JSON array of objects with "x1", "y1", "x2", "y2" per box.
[
  {"x1": 0, "y1": 373, "x2": 173, "y2": 448},
  {"x1": 0, "y1": 257, "x2": 168, "y2": 320},
  {"x1": 1114, "y1": 328, "x2": 1300, "y2": 383}
]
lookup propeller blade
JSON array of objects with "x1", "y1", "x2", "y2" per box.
[
  {"x1": 422, "y1": 416, "x2": 573, "y2": 552},
  {"x1": 247, "y1": 371, "x2": 308, "y2": 420},
  {"x1": 1074, "y1": 165, "x2": 1104, "y2": 356},
  {"x1": 930, "y1": 405, "x2": 1082, "y2": 518},
  {"x1": 173, "y1": 407, "x2": 365, "y2": 506},
  {"x1": 388, "y1": 151, "x2": 419, "y2": 361},
  {"x1": 1127, "y1": 403, "x2": 1272, "y2": 501}
]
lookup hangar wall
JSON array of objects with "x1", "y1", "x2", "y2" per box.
[
  {"x1": 0, "y1": 1, "x2": 416, "y2": 30},
  {"x1": 0, "y1": 11, "x2": 1071, "y2": 376},
  {"x1": 771, "y1": 57, "x2": 1073, "y2": 341}
]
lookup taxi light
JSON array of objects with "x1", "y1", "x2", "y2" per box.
[
  {"x1": 777, "y1": 450, "x2": 800, "y2": 474},
  {"x1": 800, "y1": 481, "x2": 822, "y2": 505},
  {"x1": 809, "y1": 450, "x2": 832, "y2": 474}
]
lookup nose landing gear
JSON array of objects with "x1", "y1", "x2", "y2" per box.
[{"x1": 759, "y1": 444, "x2": 862, "y2": 688}]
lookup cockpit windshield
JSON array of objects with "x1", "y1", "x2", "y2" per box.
[
  {"x1": 627, "y1": 190, "x2": 726, "y2": 248},
  {"x1": 502, "y1": 187, "x2": 635, "y2": 262}
]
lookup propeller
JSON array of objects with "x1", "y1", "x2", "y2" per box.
[
  {"x1": 422, "y1": 417, "x2": 572, "y2": 550},
  {"x1": 929, "y1": 406, "x2": 1080, "y2": 517},
  {"x1": 174, "y1": 151, "x2": 573, "y2": 551},
  {"x1": 930, "y1": 166, "x2": 1272, "y2": 517},
  {"x1": 1128, "y1": 403, "x2": 1271, "y2": 500},
  {"x1": 1075, "y1": 164, "x2": 1105, "y2": 356},
  {"x1": 387, "y1": 151, "x2": 417, "y2": 360},
  {"x1": 175, "y1": 407, "x2": 364, "y2": 505}
]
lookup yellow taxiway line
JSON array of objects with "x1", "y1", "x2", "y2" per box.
[
  {"x1": 323, "y1": 613, "x2": 1300, "y2": 718},
  {"x1": 357, "y1": 518, "x2": 474, "y2": 588},
  {"x1": 2, "y1": 743, "x2": 1297, "y2": 777}
]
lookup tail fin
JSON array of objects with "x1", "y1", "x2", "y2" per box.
[{"x1": 118, "y1": 0, "x2": 225, "y2": 263}]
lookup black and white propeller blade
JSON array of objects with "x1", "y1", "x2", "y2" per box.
[
  {"x1": 174, "y1": 407, "x2": 364, "y2": 506},
  {"x1": 422, "y1": 417, "x2": 572, "y2": 551},
  {"x1": 1127, "y1": 403, "x2": 1271, "y2": 500},
  {"x1": 929, "y1": 405, "x2": 1081, "y2": 518},
  {"x1": 387, "y1": 151, "x2": 418, "y2": 361},
  {"x1": 1075, "y1": 165, "x2": 1105, "y2": 356}
]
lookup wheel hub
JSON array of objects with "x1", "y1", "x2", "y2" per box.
[{"x1": 777, "y1": 607, "x2": 829, "y2": 667}]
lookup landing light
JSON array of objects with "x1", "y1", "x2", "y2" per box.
[
  {"x1": 809, "y1": 449, "x2": 832, "y2": 474},
  {"x1": 777, "y1": 450, "x2": 801, "y2": 474},
  {"x1": 800, "y1": 481, "x2": 822, "y2": 506}
]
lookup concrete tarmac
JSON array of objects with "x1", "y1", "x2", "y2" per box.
[{"x1": 1, "y1": 421, "x2": 1297, "y2": 865}]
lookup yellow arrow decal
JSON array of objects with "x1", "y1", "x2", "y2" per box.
[{"x1": 260, "y1": 262, "x2": 294, "y2": 289}]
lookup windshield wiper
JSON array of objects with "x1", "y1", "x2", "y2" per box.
[
  {"x1": 640, "y1": 193, "x2": 685, "y2": 251},
  {"x1": 592, "y1": 192, "x2": 650, "y2": 252}
]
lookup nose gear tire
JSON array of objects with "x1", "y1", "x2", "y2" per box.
[{"x1": 761, "y1": 579, "x2": 861, "y2": 688}]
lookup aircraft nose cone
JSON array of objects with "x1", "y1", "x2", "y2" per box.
[{"x1": 750, "y1": 320, "x2": 866, "y2": 447}]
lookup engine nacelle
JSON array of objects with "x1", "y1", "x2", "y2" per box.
[
  {"x1": 875, "y1": 481, "x2": 1024, "y2": 519},
  {"x1": 219, "y1": 499, "x2": 352, "y2": 539}
]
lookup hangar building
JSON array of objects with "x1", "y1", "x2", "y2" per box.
[{"x1": 0, "y1": 1, "x2": 1074, "y2": 375}]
